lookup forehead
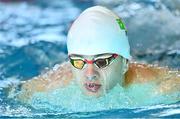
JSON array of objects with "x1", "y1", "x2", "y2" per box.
[{"x1": 69, "y1": 53, "x2": 114, "y2": 59}]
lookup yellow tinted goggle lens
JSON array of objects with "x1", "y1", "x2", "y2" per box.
[
  {"x1": 69, "y1": 54, "x2": 118, "y2": 69},
  {"x1": 73, "y1": 60, "x2": 85, "y2": 69}
]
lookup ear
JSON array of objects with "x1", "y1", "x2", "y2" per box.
[{"x1": 122, "y1": 59, "x2": 129, "y2": 74}]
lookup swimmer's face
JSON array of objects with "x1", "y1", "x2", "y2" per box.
[{"x1": 69, "y1": 53, "x2": 125, "y2": 97}]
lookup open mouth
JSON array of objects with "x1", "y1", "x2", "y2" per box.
[{"x1": 84, "y1": 82, "x2": 101, "y2": 93}]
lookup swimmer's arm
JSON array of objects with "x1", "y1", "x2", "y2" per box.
[
  {"x1": 17, "y1": 62, "x2": 74, "y2": 100},
  {"x1": 124, "y1": 63, "x2": 179, "y2": 98},
  {"x1": 136, "y1": 64, "x2": 180, "y2": 94},
  {"x1": 124, "y1": 63, "x2": 169, "y2": 85},
  {"x1": 156, "y1": 70, "x2": 180, "y2": 94}
]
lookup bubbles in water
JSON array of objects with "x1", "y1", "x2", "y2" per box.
[{"x1": 13, "y1": 78, "x2": 178, "y2": 113}]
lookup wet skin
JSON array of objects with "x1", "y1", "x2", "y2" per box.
[
  {"x1": 11, "y1": 54, "x2": 180, "y2": 101},
  {"x1": 69, "y1": 54, "x2": 126, "y2": 97}
]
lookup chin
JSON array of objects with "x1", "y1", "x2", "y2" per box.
[
  {"x1": 82, "y1": 84, "x2": 105, "y2": 98},
  {"x1": 84, "y1": 91, "x2": 104, "y2": 98}
]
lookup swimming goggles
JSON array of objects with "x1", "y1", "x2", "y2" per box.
[{"x1": 69, "y1": 54, "x2": 118, "y2": 69}]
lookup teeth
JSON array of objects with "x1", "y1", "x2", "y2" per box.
[
  {"x1": 85, "y1": 82, "x2": 101, "y2": 88},
  {"x1": 85, "y1": 83, "x2": 101, "y2": 93},
  {"x1": 89, "y1": 83, "x2": 94, "y2": 88}
]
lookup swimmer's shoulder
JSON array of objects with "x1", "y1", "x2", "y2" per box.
[
  {"x1": 19, "y1": 61, "x2": 74, "y2": 97},
  {"x1": 124, "y1": 62, "x2": 170, "y2": 85},
  {"x1": 125, "y1": 62, "x2": 180, "y2": 95},
  {"x1": 42, "y1": 61, "x2": 74, "y2": 89}
]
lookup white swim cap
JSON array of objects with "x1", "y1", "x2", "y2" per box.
[{"x1": 67, "y1": 6, "x2": 131, "y2": 60}]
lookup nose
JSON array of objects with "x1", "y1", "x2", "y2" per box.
[{"x1": 85, "y1": 64, "x2": 98, "y2": 80}]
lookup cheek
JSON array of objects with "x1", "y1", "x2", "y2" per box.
[
  {"x1": 72, "y1": 69, "x2": 84, "y2": 82},
  {"x1": 106, "y1": 72, "x2": 119, "y2": 88},
  {"x1": 103, "y1": 61, "x2": 123, "y2": 89},
  {"x1": 101, "y1": 69, "x2": 117, "y2": 90}
]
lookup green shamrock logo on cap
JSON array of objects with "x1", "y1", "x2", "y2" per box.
[{"x1": 116, "y1": 19, "x2": 127, "y2": 35}]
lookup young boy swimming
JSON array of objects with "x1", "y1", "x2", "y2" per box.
[{"x1": 12, "y1": 6, "x2": 179, "y2": 101}]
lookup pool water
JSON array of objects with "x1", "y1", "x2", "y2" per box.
[{"x1": 0, "y1": 0, "x2": 180, "y2": 118}]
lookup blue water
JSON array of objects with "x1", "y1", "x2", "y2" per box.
[{"x1": 0, "y1": 0, "x2": 180, "y2": 118}]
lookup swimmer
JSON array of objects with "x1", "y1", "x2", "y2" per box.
[{"x1": 10, "y1": 6, "x2": 180, "y2": 101}]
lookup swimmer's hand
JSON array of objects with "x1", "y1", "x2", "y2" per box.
[{"x1": 16, "y1": 61, "x2": 73, "y2": 102}]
